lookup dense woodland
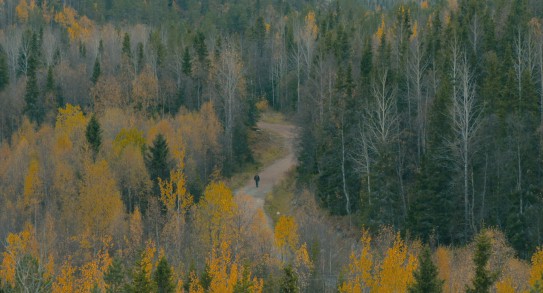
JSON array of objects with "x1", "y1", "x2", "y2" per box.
[{"x1": 2, "y1": 0, "x2": 543, "y2": 292}]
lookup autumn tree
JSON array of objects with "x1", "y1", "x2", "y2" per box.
[
  {"x1": 78, "y1": 160, "x2": 123, "y2": 249},
  {"x1": 0, "y1": 224, "x2": 52, "y2": 292},
  {"x1": 274, "y1": 215, "x2": 299, "y2": 262}
]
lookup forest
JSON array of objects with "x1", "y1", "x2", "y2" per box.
[{"x1": 2, "y1": 0, "x2": 543, "y2": 292}]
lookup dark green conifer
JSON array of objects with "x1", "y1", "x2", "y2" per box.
[
  {"x1": 154, "y1": 257, "x2": 175, "y2": 293},
  {"x1": 409, "y1": 248, "x2": 443, "y2": 293},
  {"x1": 466, "y1": 231, "x2": 497, "y2": 293},
  {"x1": 86, "y1": 114, "x2": 102, "y2": 161}
]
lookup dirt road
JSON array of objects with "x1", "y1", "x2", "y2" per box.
[{"x1": 235, "y1": 121, "x2": 297, "y2": 210}]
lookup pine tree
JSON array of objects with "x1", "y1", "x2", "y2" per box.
[
  {"x1": 408, "y1": 248, "x2": 443, "y2": 293},
  {"x1": 154, "y1": 257, "x2": 175, "y2": 293},
  {"x1": 104, "y1": 258, "x2": 125, "y2": 293},
  {"x1": 466, "y1": 231, "x2": 497, "y2": 293},
  {"x1": 24, "y1": 32, "x2": 43, "y2": 125},
  {"x1": 279, "y1": 264, "x2": 298, "y2": 293},
  {"x1": 146, "y1": 134, "x2": 171, "y2": 189},
  {"x1": 91, "y1": 56, "x2": 101, "y2": 84},
  {"x1": 86, "y1": 114, "x2": 102, "y2": 161},
  {"x1": 129, "y1": 255, "x2": 155, "y2": 293},
  {"x1": 182, "y1": 47, "x2": 192, "y2": 77},
  {"x1": 0, "y1": 45, "x2": 8, "y2": 91},
  {"x1": 136, "y1": 42, "x2": 144, "y2": 73},
  {"x1": 122, "y1": 33, "x2": 132, "y2": 59}
]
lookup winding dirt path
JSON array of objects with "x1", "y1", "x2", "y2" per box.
[{"x1": 235, "y1": 121, "x2": 297, "y2": 211}]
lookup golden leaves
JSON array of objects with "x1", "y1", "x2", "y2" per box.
[
  {"x1": 375, "y1": 15, "x2": 386, "y2": 45},
  {"x1": 54, "y1": 5, "x2": 94, "y2": 41},
  {"x1": 274, "y1": 215, "x2": 299, "y2": 256},
  {"x1": 159, "y1": 147, "x2": 193, "y2": 214},
  {"x1": 23, "y1": 157, "x2": 42, "y2": 209},
  {"x1": 304, "y1": 11, "x2": 318, "y2": 40},
  {"x1": 79, "y1": 160, "x2": 123, "y2": 244},
  {"x1": 340, "y1": 231, "x2": 418, "y2": 293},
  {"x1": 0, "y1": 223, "x2": 39, "y2": 287},
  {"x1": 195, "y1": 181, "x2": 237, "y2": 248},
  {"x1": 530, "y1": 247, "x2": 543, "y2": 287}
]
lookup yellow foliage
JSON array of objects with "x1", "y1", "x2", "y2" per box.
[
  {"x1": 304, "y1": 11, "x2": 318, "y2": 40},
  {"x1": 195, "y1": 181, "x2": 237, "y2": 248},
  {"x1": 421, "y1": 0, "x2": 429, "y2": 9},
  {"x1": 79, "y1": 160, "x2": 123, "y2": 244},
  {"x1": 255, "y1": 99, "x2": 269, "y2": 111},
  {"x1": 188, "y1": 271, "x2": 205, "y2": 293},
  {"x1": 0, "y1": 223, "x2": 39, "y2": 287},
  {"x1": 375, "y1": 15, "x2": 386, "y2": 45},
  {"x1": 375, "y1": 233, "x2": 417, "y2": 292},
  {"x1": 56, "y1": 104, "x2": 87, "y2": 138},
  {"x1": 52, "y1": 261, "x2": 76, "y2": 293},
  {"x1": 435, "y1": 246, "x2": 451, "y2": 291},
  {"x1": 274, "y1": 215, "x2": 299, "y2": 255},
  {"x1": 141, "y1": 241, "x2": 157, "y2": 280},
  {"x1": 495, "y1": 277, "x2": 515, "y2": 293},
  {"x1": 113, "y1": 127, "x2": 145, "y2": 155},
  {"x1": 410, "y1": 21, "x2": 418, "y2": 41},
  {"x1": 339, "y1": 230, "x2": 373, "y2": 293},
  {"x1": 206, "y1": 241, "x2": 263, "y2": 293},
  {"x1": 23, "y1": 157, "x2": 42, "y2": 209},
  {"x1": 54, "y1": 5, "x2": 93, "y2": 41},
  {"x1": 530, "y1": 247, "x2": 543, "y2": 287},
  {"x1": 16, "y1": 0, "x2": 35, "y2": 22},
  {"x1": 77, "y1": 244, "x2": 112, "y2": 292},
  {"x1": 159, "y1": 146, "x2": 190, "y2": 212}
]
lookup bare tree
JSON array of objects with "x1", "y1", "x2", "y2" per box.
[
  {"x1": 449, "y1": 47, "x2": 481, "y2": 238},
  {"x1": 213, "y1": 41, "x2": 246, "y2": 163},
  {"x1": 408, "y1": 36, "x2": 430, "y2": 161}
]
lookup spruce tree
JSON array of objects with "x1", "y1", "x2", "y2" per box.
[
  {"x1": 122, "y1": 33, "x2": 132, "y2": 59},
  {"x1": 408, "y1": 248, "x2": 443, "y2": 293},
  {"x1": 145, "y1": 134, "x2": 171, "y2": 188},
  {"x1": 104, "y1": 258, "x2": 125, "y2": 293},
  {"x1": 91, "y1": 56, "x2": 101, "y2": 84},
  {"x1": 466, "y1": 231, "x2": 497, "y2": 293},
  {"x1": 154, "y1": 257, "x2": 175, "y2": 293},
  {"x1": 182, "y1": 47, "x2": 192, "y2": 77},
  {"x1": 0, "y1": 45, "x2": 8, "y2": 91},
  {"x1": 129, "y1": 254, "x2": 155, "y2": 293},
  {"x1": 24, "y1": 32, "x2": 43, "y2": 124},
  {"x1": 279, "y1": 264, "x2": 298, "y2": 293},
  {"x1": 86, "y1": 114, "x2": 102, "y2": 161}
]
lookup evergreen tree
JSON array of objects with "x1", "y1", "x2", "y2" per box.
[
  {"x1": 279, "y1": 264, "x2": 298, "y2": 293},
  {"x1": 104, "y1": 258, "x2": 125, "y2": 293},
  {"x1": 45, "y1": 66, "x2": 54, "y2": 94},
  {"x1": 23, "y1": 31, "x2": 43, "y2": 125},
  {"x1": 0, "y1": 45, "x2": 8, "y2": 91},
  {"x1": 199, "y1": 264, "x2": 212, "y2": 291},
  {"x1": 122, "y1": 33, "x2": 132, "y2": 59},
  {"x1": 182, "y1": 47, "x2": 192, "y2": 77},
  {"x1": 145, "y1": 133, "x2": 171, "y2": 186},
  {"x1": 466, "y1": 231, "x2": 497, "y2": 293},
  {"x1": 136, "y1": 42, "x2": 145, "y2": 73},
  {"x1": 408, "y1": 248, "x2": 443, "y2": 293},
  {"x1": 129, "y1": 254, "x2": 155, "y2": 293},
  {"x1": 154, "y1": 257, "x2": 175, "y2": 293},
  {"x1": 91, "y1": 56, "x2": 101, "y2": 84},
  {"x1": 86, "y1": 114, "x2": 102, "y2": 161}
]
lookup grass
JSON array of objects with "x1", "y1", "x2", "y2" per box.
[
  {"x1": 259, "y1": 110, "x2": 288, "y2": 124},
  {"x1": 227, "y1": 111, "x2": 289, "y2": 190},
  {"x1": 264, "y1": 169, "x2": 296, "y2": 224}
]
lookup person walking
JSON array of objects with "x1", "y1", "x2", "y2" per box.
[{"x1": 254, "y1": 174, "x2": 260, "y2": 188}]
